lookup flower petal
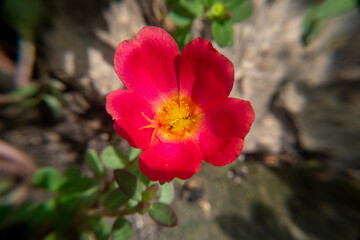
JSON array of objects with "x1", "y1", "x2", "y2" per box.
[
  {"x1": 114, "y1": 120, "x2": 153, "y2": 149},
  {"x1": 106, "y1": 89, "x2": 154, "y2": 149},
  {"x1": 106, "y1": 89, "x2": 153, "y2": 120},
  {"x1": 114, "y1": 26, "x2": 180, "y2": 104},
  {"x1": 139, "y1": 141, "x2": 203, "y2": 182},
  {"x1": 180, "y1": 38, "x2": 234, "y2": 111},
  {"x1": 206, "y1": 98, "x2": 255, "y2": 139},
  {"x1": 195, "y1": 98, "x2": 254, "y2": 166},
  {"x1": 199, "y1": 136, "x2": 244, "y2": 166}
]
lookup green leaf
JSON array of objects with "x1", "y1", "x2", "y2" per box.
[
  {"x1": 6, "y1": 83, "x2": 39, "y2": 101},
  {"x1": 226, "y1": 0, "x2": 246, "y2": 8},
  {"x1": 41, "y1": 93, "x2": 63, "y2": 117},
  {"x1": 174, "y1": 178, "x2": 185, "y2": 184},
  {"x1": 16, "y1": 199, "x2": 56, "y2": 224},
  {"x1": 182, "y1": 0, "x2": 204, "y2": 17},
  {"x1": 101, "y1": 146, "x2": 129, "y2": 169},
  {"x1": 59, "y1": 176, "x2": 97, "y2": 195},
  {"x1": 211, "y1": 20, "x2": 234, "y2": 47},
  {"x1": 142, "y1": 184, "x2": 159, "y2": 202},
  {"x1": 149, "y1": 202, "x2": 178, "y2": 227},
  {"x1": 301, "y1": 3, "x2": 328, "y2": 46},
  {"x1": 172, "y1": 24, "x2": 192, "y2": 51},
  {"x1": 32, "y1": 167, "x2": 61, "y2": 192},
  {"x1": 201, "y1": 0, "x2": 220, "y2": 7},
  {"x1": 169, "y1": 10, "x2": 193, "y2": 27},
  {"x1": 128, "y1": 147, "x2": 142, "y2": 161},
  {"x1": 58, "y1": 166, "x2": 99, "y2": 197},
  {"x1": 231, "y1": 2, "x2": 252, "y2": 23},
  {"x1": 49, "y1": 87, "x2": 67, "y2": 106},
  {"x1": 58, "y1": 184, "x2": 99, "y2": 210},
  {"x1": 64, "y1": 166, "x2": 81, "y2": 178},
  {"x1": 159, "y1": 182, "x2": 174, "y2": 204},
  {"x1": 79, "y1": 232, "x2": 94, "y2": 240},
  {"x1": 2, "y1": 0, "x2": 46, "y2": 40},
  {"x1": 301, "y1": 0, "x2": 356, "y2": 46},
  {"x1": 103, "y1": 188, "x2": 129, "y2": 209},
  {"x1": 128, "y1": 158, "x2": 150, "y2": 186},
  {"x1": 90, "y1": 217, "x2": 112, "y2": 240},
  {"x1": 315, "y1": 0, "x2": 356, "y2": 19},
  {"x1": 112, "y1": 218, "x2": 132, "y2": 240},
  {"x1": 306, "y1": 20, "x2": 324, "y2": 45},
  {"x1": 127, "y1": 199, "x2": 139, "y2": 208},
  {"x1": 302, "y1": 4, "x2": 318, "y2": 37},
  {"x1": 86, "y1": 149, "x2": 105, "y2": 178},
  {"x1": 114, "y1": 169, "x2": 145, "y2": 201}
]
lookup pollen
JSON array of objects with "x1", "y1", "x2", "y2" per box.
[{"x1": 140, "y1": 95, "x2": 202, "y2": 141}]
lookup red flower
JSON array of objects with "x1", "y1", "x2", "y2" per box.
[{"x1": 106, "y1": 27, "x2": 254, "y2": 182}]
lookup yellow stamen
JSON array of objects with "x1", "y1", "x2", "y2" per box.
[
  {"x1": 139, "y1": 112, "x2": 158, "y2": 143},
  {"x1": 138, "y1": 95, "x2": 202, "y2": 141},
  {"x1": 141, "y1": 112, "x2": 156, "y2": 124}
]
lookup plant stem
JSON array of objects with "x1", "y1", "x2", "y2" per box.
[{"x1": 86, "y1": 205, "x2": 138, "y2": 217}]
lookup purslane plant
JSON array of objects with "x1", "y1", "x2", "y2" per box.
[{"x1": 106, "y1": 26, "x2": 254, "y2": 182}]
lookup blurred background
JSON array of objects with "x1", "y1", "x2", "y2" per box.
[{"x1": 0, "y1": 0, "x2": 359, "y2": 239}]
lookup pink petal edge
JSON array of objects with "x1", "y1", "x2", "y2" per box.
[
  {"x1": 180, "y1": 38, "x2": 234, "y2": 111},
  {"x1": 114, "y1": 26, "x2": 180, "y2": 105},
  {"x1": 195, "y1": 98, "x2": 254, "y2": 166},
  {"x1": 106, "y1": 89, "x2": 154, "y2": 149},
  {"x1": 139, "y1": 140, "x2": 203, "y2": 182}
]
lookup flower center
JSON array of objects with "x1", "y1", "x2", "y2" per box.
[{"x1": 140, "y1": 95, "x2": 201, "y2": 141}]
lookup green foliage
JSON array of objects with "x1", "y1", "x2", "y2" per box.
[
  {"x1": 143, "y1": 184, "x2": 160, "y2": 202},
  {"x1": 101, "y1": 146, "x2": 129, "y2": 169},
  {"x1": 211, "y1": 20, "x2": 234, "y2": 47},
  {"x1": 89, "y1": 218, "x2": 112, "y2": 240},
  {"x1": 231, "y1": 0, "x2": 252, "y2": 23},
  {"x1": 0, "y1": 79, "x2": 67, "y2": 119},
  {"x1": 174, "y1": 178, "x2": 185, "y2": 184},
  {"x1": 171, "y1": 25, "x2": 192, "y2": 51},
  {"x1": 32, "y1": 167, "x2": 61, "y2": 192},
  {"x1": 166, "y1": 0, "x2": 253, "y2": 48},
  {"x1": 58, "y1": 184, "x2": 99, "y2": 210},
  {"x1": 41, "y1": 94, "x2": 63, "y2": 117},
  {"x1": 114, "y1": 169, "x2": 146, "y2": 201},
  {"x1": 206, "y1": 3, "x2": 230, "y2": 22},
  {"x1": 128, "y1": 147, "x2": 142, "y2": 161},
  {"x1": 314, "y1": 0, "x2": 357, "y2": 19},
  {"x1": 301, "y1": 0, "x2": 357, "y2": 45},
  {"x1": 128, "y1": 157, "x2": 151, "y2": 185},
  {"x1": 159, "y1": 182, "x2": 174, "y2": 204},
  {"x1": 1, "y1": 0, "x2": 47, "y2": 40},
  {"x1": 0, "y1": 145, "x2": 179, "y2": 239},
  {"x1": 58, "y1": 168, "x2": 97, "y2": 195},
  {"x1": 149, "y1": 202, "x2": 178, "y2": 227},
  {"x1": 127, "y1": 199, "x2": 139, "y2": 208},
  {"x1": 102, "y1": 188, "x2": 129, "y2": 209},
  {"x1": 15, "y1": 199, "x2": 56, "y2": 224},
  {"x1": 86, "y1": 149, "x2": 106, "y2": 178},
  {"x1": 112, "y1": 218, "x2": 132, "y2": 240},
  {"x1": 4, "y1": 83, "x2": 39, "y2": 101}
]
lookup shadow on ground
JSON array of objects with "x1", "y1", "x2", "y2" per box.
[
  {"x1": 165, "y1": 162, "x2": 360, "y2": 240},
  {"x1": 272, "y1": 167, "x2": 360, "y2": 240},
  {"x1": 216, "y1": 202, "x2": 294, "y2": 240}
]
